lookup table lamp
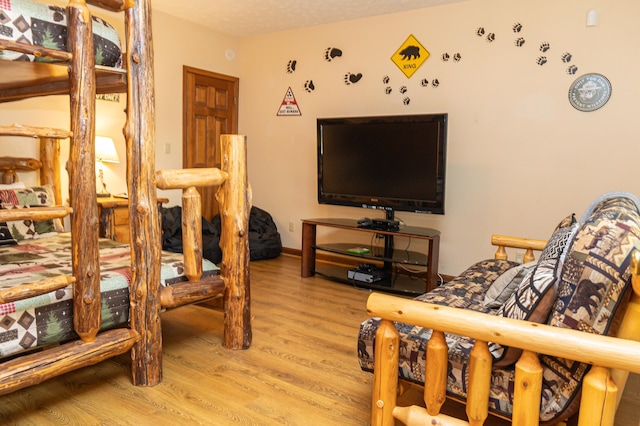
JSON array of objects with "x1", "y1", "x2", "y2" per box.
[{"x1": 95, "y1": 136, "x2": 120, "y2": 197}]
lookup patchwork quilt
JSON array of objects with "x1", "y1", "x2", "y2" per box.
[
  {"x1": 0, "y1": 233, "x2": 219, "y2": 359},
  {"x1": 0, "y1": 0, "x2": 122, "y2": 67}
]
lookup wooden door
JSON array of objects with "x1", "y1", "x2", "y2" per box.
[{"x1": 183, "y1": 66, "x2": 239, "y2": 222}]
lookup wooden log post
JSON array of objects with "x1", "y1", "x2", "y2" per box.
[
  {"x1": 160, "y1": 276, "x2": 225, "y2": 309},
  {"x1": 67, "y1": 0, "x2": 100, "y2": 343},
  {"x1": 0, "y1": 328, "x2": 138, "y2": 396},
  {"x1": 466, "y1": 340, "x2": 492, "y2": 425},
  {"x1": 578, "y1": 366, "x2": 617, "y2": 426},
  {"x1": 0, "y1": 276, "x2": 75, "y2": 304},
  {"x1": 125, "y1": 0, "x2": 162, "y2": 386},
  {"x1": 40, "y1": 137, "x2": 63, "y2": 205},
  {"x1": 0, "y1": 206, "x2": 72, "y2": 222},
  {"x1": 87, "y1": 0, "x2": 135, "y2": 12},
  {"x1": 512, "y1": 350, "x2": 543, "y2": 426},
  {"x1": 371, "y1": 319, "x2": 399, "y2": 426},
  {"x1": 217, "y1": 134, "x2": 252, "y2": 349},
  {"x1": 424, "y1": 330, "x2": 447, "y2": 416},
  {"x1": 182, "y1": 187, "x2": 203, "y2": 282}
]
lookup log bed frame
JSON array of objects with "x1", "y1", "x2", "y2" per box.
[
  {"x1": 0, "y1": 0, "x2": 251, "y2": 393},
  {"x1": 368, "y1": 235, "x2": 640, "y2": 426}
]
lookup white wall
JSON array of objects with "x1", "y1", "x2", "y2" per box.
[
  {"x1": 153, "y1": 11, "x2": 242, "y2": 206},
  {"x1": 237, "y1": 0, "x2": 640, "y2": 275},
  {"x1": 1, "y1": 1, "x2": 639, "y2": 276}
]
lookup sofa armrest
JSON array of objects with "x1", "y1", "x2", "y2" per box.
[{"x1": 491, "y1": 234, "x2": 547, "y2": 263}]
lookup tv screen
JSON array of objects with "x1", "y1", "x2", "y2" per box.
[{"x1": 317, "y1": 113, "x2": 447, "y2": 216}]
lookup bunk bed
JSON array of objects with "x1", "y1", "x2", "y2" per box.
[{"x1": 0, "y1": 0, "x2": 251, "y2": 394}]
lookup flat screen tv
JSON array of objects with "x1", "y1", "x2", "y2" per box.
[{"x1": 317, "y1": 113, "x2": 447, "y2": 218}]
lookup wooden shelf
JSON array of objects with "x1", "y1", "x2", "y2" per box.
[{"x1": 301, "y1": 218, "x2": 440, "y2": 296}]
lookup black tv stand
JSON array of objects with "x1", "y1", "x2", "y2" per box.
[{"x1": 301, "y1": 218, "x2": 440, "y2": 296}]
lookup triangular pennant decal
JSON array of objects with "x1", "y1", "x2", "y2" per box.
[{"x1": 277, "y1": 87, "x2": 302, "y2": 116}]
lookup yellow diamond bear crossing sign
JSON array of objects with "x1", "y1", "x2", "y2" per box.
[{"x1": 391, "y1": 34, "x2": 429, "y2": 78}]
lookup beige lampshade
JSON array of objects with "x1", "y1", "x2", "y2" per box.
[{"x1": 95, "y1": 136, "x2": 120, "y2": 163}]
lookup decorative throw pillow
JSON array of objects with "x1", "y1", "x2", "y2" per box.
[
  {"x1": 0, "y1": 185, "x2": 62, "y2": 237},
  {"x1": 0, "y1": 222, "x2": 18, "y2": 246},
  {"x1": 7, "y1": 217, "x2": 57, "y2": 241},
  {"x1": 490, "y1": 213, "x2": 578, "y2": 367},
  {"x1": 483, "y1": 261, "x2": 537, "y2": 309},
  {"x1": 0, "y1": 184, "x2": 55, "y2": 208},
  {"x1": 538, "y1": 193, "x2": 640, "y2": 423}
]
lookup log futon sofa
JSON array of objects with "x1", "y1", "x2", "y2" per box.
[
  {"x1": 358, "y1": 192, "x2": 640, "y2": 425},
  {"x1": 0, "y1": 0, "x2": 251, "y2": 395}
]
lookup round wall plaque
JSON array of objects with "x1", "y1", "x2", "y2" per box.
[{"x1": 568, "y1": 73, "x2": 611, "y2": 112}]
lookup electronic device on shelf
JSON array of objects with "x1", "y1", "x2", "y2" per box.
[
  {"x1": 372, "y1": 218, "x2": 400, "y2": 231},
  {"x1": 347, "y1": 263, "x2": 387, "y2": 283},
  {"x1": 357, "y1": 217, "x2": 400, "y2": 231},
  {"x1": 317, "y1": 113, "x2": 448, "y2": 219},
  {"x1": 357, "y1": 217, "x2": 373, "y2": 227}
]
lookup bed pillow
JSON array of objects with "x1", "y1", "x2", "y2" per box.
[
  {"x1": 483, "y1": 261, "x2": 537, "y2": 309},
  {"x1": 0, "y1": 185, "x2": 63, "y2": 236},
  {"x1": 490, "y1": 213, "x2": 578, "y2": 367},
  {"x1": 0, "y1": 184, "x2": 55, "y2": 208}
]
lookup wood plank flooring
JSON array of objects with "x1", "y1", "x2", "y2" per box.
[{"x1": 0, "y1": 254, "x2": 638, "y2": 425}]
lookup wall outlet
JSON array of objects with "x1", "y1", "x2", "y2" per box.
[
  {"x1": 515, "y1": 250, "x2": 524, "y2": 263},
  {"x1": 288, "y1": 221, "x2": 294, "y2": 232}
]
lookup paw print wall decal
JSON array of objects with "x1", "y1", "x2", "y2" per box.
[
  {"x1": 477, "y1": 20, "x2": 580, "y2": 77},
  {"x1": 304, "y1": 80, "x2": 315, "y2": 92},
  {"x1": 566, "y1": 65, "x2": 578, "y2": 75},
  {"x1": 286, "y1": 60, "x2": 297, "y2": 73},
  {"x1": 324, "y1": 47, "x2": 342, "y2": 62},
  {"x1": 344, "y1": 73, "x2": 363, "y2": 85}
]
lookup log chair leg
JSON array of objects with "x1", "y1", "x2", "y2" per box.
[{"x1": 372, "y1": 319, "x2": 399, "y2": 426}]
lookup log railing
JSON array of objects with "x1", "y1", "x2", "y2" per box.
[
  {"x1": 155, "y1": 134, "x2": 252, "y2": 350},
  {"x1": 368, "y1": 242, "x2": 640, "y2": 426},
  {"x1": 491, "y1": 234, "x2": 546, "y2": 264}
]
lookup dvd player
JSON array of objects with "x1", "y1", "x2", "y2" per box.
[
  {"x1": 347, "y1": 269, "x2": 386, "y2": 283},
  {"x1": 371, "y1": 219, "x2": 400, "y2": 231},
  {"x1": 347, "y1": 263, "x2": 387, "y2": 283}
]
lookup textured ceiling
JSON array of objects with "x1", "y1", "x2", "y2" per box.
[{"x1": 151, "y1": 0, "x2": 466, "y2": 38}]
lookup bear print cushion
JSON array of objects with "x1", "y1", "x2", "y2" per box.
[{"x1": 537, "y1": 193, "x2": 640, "y2": 422}]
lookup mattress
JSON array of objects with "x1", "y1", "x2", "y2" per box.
[
  {"x1": 0, "y1": 0, "x2": 122, "y2": 67},
  {"x1": 0, "y1": 233, "x2": 219, "y2": 359}
]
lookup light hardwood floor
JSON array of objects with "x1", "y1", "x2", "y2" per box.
[{"x1": 1, "y1": 254, "x2": 638, "y2": 425}]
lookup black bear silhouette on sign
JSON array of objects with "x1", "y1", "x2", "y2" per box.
[{"x1": 399, "y1": 45, "x2": 420, "y2": 60}]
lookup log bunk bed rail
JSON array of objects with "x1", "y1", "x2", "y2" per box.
[
  {"x1": 0, "y1": 0, "x2": 251, "y2": 394},
  {"x1": 368, "y1": 236, "x2": 640, "y2": 426}
]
